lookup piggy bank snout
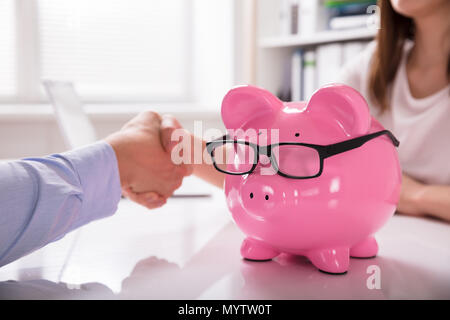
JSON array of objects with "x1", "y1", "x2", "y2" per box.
[{"x1": 240, "y1": 177, "x2": 285, "y2": 217}]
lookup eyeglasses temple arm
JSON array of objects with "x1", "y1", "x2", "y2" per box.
[
  {"x1": 385, "y1": 131, "x2": 400, "y2": 147},
  {"x1": 322, "y1": 130, "x2": 399, "y2": 158},
  {"x1": 206, "y1": 134, "x2": 230, "y2": 153}
]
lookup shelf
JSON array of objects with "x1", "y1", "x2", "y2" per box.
[{"x1": 259, "y1": 27, "x2": 377, "y2": 48}]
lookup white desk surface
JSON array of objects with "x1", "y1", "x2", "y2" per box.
[{"x1": 1, "y1": 177, "x2": 449, "y2": 300}]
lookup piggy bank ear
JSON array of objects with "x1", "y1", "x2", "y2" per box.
[
  {"x1": 221, "y1": 85, "x2": 282, "y2": 129},
  {"x1": 307, "y1": 84, "x2": 371, "y2": 135}
]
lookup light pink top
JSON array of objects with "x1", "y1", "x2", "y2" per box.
[{"x1": 338, "y1": 41, "x2": 450, "y2": 185}]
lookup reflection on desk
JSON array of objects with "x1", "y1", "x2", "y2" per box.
[{"x1": 0, "y1": 177, "x2": 449, "y2": 299}]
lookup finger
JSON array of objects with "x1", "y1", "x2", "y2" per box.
[
  {"x1": 171, "y1": 176, "x2": 183, "y2": 192},
  {"x1": 160, "y1": 127, "x2": 176, "y2": 153},
  {"x1": 160, "y1": 114, "x2": 184, "y2": 152},
  {"x1": 140, "y1": 110, "x2": 162, "y2": 124},
  {"x1": 183, "y1": 163, "x2": 194, "y2": 176},
  {"x1": 175, "y1": 163, "x2": 193, "y2": 177},
  {"x1": 143, "y1": 197, "x2": 167, "y2": 210},
  {"x1": 121, "y1": 111, "x2": 161, "y2": 131},
  {"x1": 123, "y1": 188, "x2": 167, "y2": 210},
  {"x1": 161, "y1": 114, "x2": 181, "y2": 130}
]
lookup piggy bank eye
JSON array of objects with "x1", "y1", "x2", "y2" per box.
[
  {"x1": 295, "y1": 133, "x2": 300, "y2": 137},
  {"x1": 249, "y1": 192, "x2": 254, "y2": 199}
]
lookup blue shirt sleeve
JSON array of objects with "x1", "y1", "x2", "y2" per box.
[{"x1": 0, "y1": 141, "x2": 122, "y2": 267}]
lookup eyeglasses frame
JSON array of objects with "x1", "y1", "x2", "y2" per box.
[{"x1": 206, "y1": 130, "x2": 399, "y2": 179}]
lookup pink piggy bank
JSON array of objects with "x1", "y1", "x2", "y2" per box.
[{"x1": 207, "y1": 84, "x2": 402, "y2": 274}]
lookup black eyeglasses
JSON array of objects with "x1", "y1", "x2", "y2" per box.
[{"x1": 206, "y1": 130, "x2": 399, "y2": 179}]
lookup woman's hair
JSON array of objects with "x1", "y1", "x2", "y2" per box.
[{"x1": 368, "y1": 0, "x2": 414, "y2": 112}]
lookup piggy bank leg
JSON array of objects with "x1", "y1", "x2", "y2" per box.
[
  {"x1": 241, "y1": 237, "x2": 279, "y2": 261},
  {"x1": 307, "y1": 248, "x2": 349, "y2": 274},
  {"x1": 350, "y1": 236, "x2": 378, "y2": 258}
]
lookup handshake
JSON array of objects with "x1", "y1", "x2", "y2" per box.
[{"x1": 105, "y1": 111, "x2": 199, "y2": 209}]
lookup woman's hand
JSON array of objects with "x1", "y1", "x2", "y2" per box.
[
  {"x1": 159, "y1": 114, "x2": 225, "y2": 188},
  {"x1": 397, "y1": 174, "x2": 450, "y2": 222},
  {"x1": 397, "y1": 174, "x2": 426, "y2": 216}
]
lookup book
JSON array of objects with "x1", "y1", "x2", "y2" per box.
[
  {"x1": 316, "y1": 43, "x2": 343, "y2": 88},
  {"x1": 278, "y1": 58, "x2": 292, "y2": 102},
  {"x1": 289, "y1": 0, "x2": 299, "y2": 34},
  {"x1": 279, "y1": 0, "x2": 290, "y2": 36},
  {"x1": 324, "y1": 0, "x2": 377, "y2": 16},
  {"x1": 329, "y1": 14, "x2": 370, "y2": 30},
  {"x1": 291, "y1": 50, "x2": 303, "y2": 101},
  {"x1": 302, "y1": 50, "x2": 316, "y2": 100},
  {"x1": 298, "y1": 0, "x2": 323, "y2": 36}
]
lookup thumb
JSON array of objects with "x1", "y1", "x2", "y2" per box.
[{"x1": 160, "y1": 114, "x2": 183, "y2": 153}]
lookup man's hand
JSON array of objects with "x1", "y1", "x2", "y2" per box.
[{"x1": 105, "y1": 111, "x2": 191, "y2": 209}]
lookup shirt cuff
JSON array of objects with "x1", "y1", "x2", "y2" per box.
[{"x1": 57, "y1": 141, "x2": 122, "y2": 229}]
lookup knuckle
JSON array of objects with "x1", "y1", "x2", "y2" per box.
[
  {"x1": 143, "y1": 110, "x2": 156, "y2": 117},
  {"x1": 143, "y1": 110, "x2": 161, "y2": 121}
]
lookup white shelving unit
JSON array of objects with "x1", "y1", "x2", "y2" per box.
[
  {"x1": 255, "y1": 0, "x2": 376, "y2": 98},
  {"x1": 259, "y1": 27, "x2": 376, "y2": 48}
]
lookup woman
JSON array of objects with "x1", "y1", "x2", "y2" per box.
[
  {"x1": 337, "y1": 0, "x2": 449, "y2": 220},
  {"x1": 141, "y1": 0, "x2": 450, "y2": 221}
]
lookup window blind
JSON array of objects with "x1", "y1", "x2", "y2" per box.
[
  {"x1": 0, "y1": 0, "x2": 16, "y2": 97},
  {"x1": 38, "y1": 0, "x2": 189, "y2": 101}
]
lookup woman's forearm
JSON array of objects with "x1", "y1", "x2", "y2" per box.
[
  {"x1": 192, "y1": 136, "x2": 225, "y2": 189},
  {"x1": 416, "y1": 184, "x2": 450, "y2": 221},
  {"x1": 398, "y1": 173, "x2": 450, "y2": 222},
  {"x1": 193, "y1": 162, "x2": 225, "y2": 189}
]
